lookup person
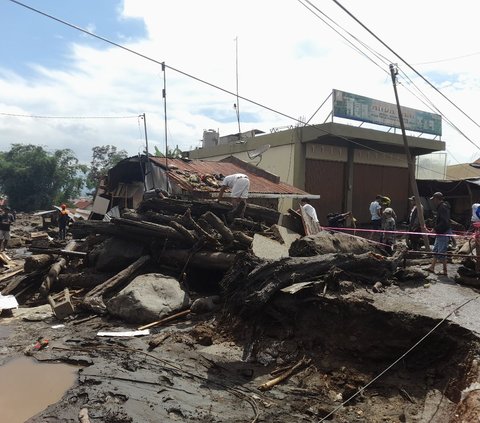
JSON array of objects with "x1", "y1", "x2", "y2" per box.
[
  {"x1": 369, "y1": 195, "x2": 383, "y2": 240},
  {"x1": 58, "y1": 204, "x2": 70, "y2": 241},
  {"x1": 217, "y1": 173, "x2": 250, "y2": 218},
  {"x1": 0, "y1": 207, "x2": 14, "y2": 251},
  {"x1": 327, "y1": 211, "x2": 352, "y2": 228},
  {"x1": 426, "y1": 192, "x2": 452, "y2": 276},
  {"x1": 407, "y1": 196, "x2": 424, "y2": 250},
  {"x1": 470, "y1": 202, "x2": 480, "y2": 231},
  {"x1": 382, "y1": 207, "x2": 396, "y2": 253},
  {"x1": 299, "y1": 198, "x2": 319, "y2": 223}
]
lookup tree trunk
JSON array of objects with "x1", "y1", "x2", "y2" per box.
[
  {"x1": 57, "y1": 272, "x2": 111, "y2": 289},
  {"x1": 201, "y1": 211, "x2": 234, "y2": 244},
  {"x1": 157, "y1": 250, "x2": 235, "y2": 270},
  {"x1": 24, "y1": 254, "x2": 55, "y2": 273},
  {"x1": 82, "y1": 255, "x2": 150, "y2": 314}
]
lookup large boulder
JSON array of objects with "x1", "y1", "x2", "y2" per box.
[
  {"x1": 106, "y1": 273, "x2": 190, "y2": 324},
  {"x1": 289, "y1": 230, "x2": 380, "y2": 257},
  {"x1": 90, "y1": 237, "x2": 145, "y2": 272}
]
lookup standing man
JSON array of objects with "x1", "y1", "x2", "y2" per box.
[
  {"x1": 0, "y1": 207, "x2": 14, "y2": 251},
  {"x1": 299, "y1": 198, "x2": 319, "y2": 223},
  {"x1": 58, "y1": 204, "x2": 70, "y2": 241},
  {"x1": 426, "y1": 192, "x2": 452, "y2": 275},
  {"x1": 407, "y1": 196, "x2": 423, "y2": 250},
  {"x1": 369, "y1": 195, "x2": 383, "y2": 240},
  {"x1": 217, "y1": 173, "x2": 250, "y2": 218}
]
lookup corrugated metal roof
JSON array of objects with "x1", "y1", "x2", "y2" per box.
[{"x1": 149, "y1": 157, "x2": 309, "y2": 196}]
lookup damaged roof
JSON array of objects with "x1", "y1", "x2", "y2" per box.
[{"x1": 149, "y1": 156, "x2": 312, "y2": 198}]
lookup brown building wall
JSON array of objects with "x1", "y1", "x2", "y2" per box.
[
  {"x1": 306, "y1": 159, "x2": 410, "y2": 225},
  {"x1": 353, "y1": 164, "x2": 410, "y2": 224},
  {"x1": 305, "y1": 159, "x2": 345, "y2": 225}
]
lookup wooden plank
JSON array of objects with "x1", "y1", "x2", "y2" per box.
[{"x1": 299, "y1": 206, "x2": 322, "y2": 235}]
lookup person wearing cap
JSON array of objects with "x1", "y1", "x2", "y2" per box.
[
  {"x1": 426, "y1": 192, "x2": 452, "y2": 275},
  {"x1": 217, "y1": 173, "x2": 250, "y2": 218},
  {"x1": 0, "y1": 207, "x2": 14, "y2": 251},
  {"x1": 407, "y1": 196, "x2": 424, "y2": 250}
]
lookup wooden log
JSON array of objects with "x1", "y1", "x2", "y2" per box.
[
  {"x1": 57, "y1": 272, "x2": 111, "y2": 289},
  {"x1": 169, "y1": 221, "x2": 197, "y2": 246},
  {"x1": 39, "y1": 240, "x2": 78, "y2": 296},
  {"x1": 182, "y1": 209, "x2": 218, "y2": 244},
  {"x1": 222, "y1": 247, "x2": 407, "y2": 314},
  {"x1": 202, "y1": 211, "x2": 234, "y2": 244},
  {"x1": 28, "y1": 248, "x2": 87, "y2": 258},
  {"x1": 157, "y1": 250, "x2": 235, "y2": 270},
  {"x1": 111, "y1": 217, "x2": 187, "y2": 242},
  {"x1": 24, "y1": 254, "x2": 55, "y2": 273},
  {"x1": 147, "y1": 332, "x2": 172, "y2": 351},
  {"x1": 233, "y1": 231, "x2": 253, "y2": 248},
  {"x1": 138, "y1": 309, "x2": 191, "y2": 330},
  {"x1": 0, "y1": 267, "x2": 24, "y2": 284},
  {"x1": 258, "y1": 358, "x2": 311, "y2": 391},
  {"x1": 82, "y1": 255, "x2": 150, "y2": 314}
]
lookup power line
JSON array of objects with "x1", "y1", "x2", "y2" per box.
[
  {"x1": 331, "y1": 0, "x2": 480, "y2": 132},
  {"x1": 0, "y1": 112, "x2": 138, "y2": 119},
  {"x1": 7, "y1": 0, "x2": 450, "y2": 178},
  {"x1": 414, "y1": 50, "x2": 480, "y2": 66}
]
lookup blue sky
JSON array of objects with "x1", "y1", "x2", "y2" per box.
[
  {"x1": 0, "y1": 0, "x2": 479, "y2": 167},
  {"x1": 1, "y1": 1, "x2": 146, "y2": 77}
]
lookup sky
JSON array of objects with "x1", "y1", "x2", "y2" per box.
[{"x1": 1, "y1": 0, "x2": 480, "y2": 172}]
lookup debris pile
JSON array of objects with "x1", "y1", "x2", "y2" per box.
[{"x1": 2, "y1": 199, "x2": 480, "y2": 422}]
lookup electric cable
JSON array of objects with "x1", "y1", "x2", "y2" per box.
[
  {"x1": 6, "y1": 0, "x2": 452, "y2": 179},
  {"x1": 318, "y1": 293, "x2": 480, "y2": 422},
  {"x1": 331, "y1": 0, "x2": 480, "y2": 132},
  {"x1": 0, "y1": 111, "x2": 138, "y2": 119}
]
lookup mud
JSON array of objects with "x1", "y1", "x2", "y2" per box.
[{"x1": 0, "y1": 263, "x2": 478, "y2": 422}]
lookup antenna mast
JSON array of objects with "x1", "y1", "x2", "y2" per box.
[{"x1": 234, "y1": 36, "x2": 241, "y2": 136}]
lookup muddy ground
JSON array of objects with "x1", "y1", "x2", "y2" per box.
[
  {"x1": 2, "y1": 212, "x2": 480, "y2": 422},
  {"x1": 2, "y1": 262, "x2": 480, "y2": 423}
]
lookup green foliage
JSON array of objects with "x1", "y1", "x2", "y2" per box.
[
  {"x1": 154, "y1": 145, "x2": 184, "y2": 158},
  {"x1": 86, "y1": 145, "x2": 128, "y2": 190},
  {"x1": 0, "y1": 144, "x2": 86, "y2": 212}
]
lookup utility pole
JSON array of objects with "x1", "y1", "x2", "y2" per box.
[
  {"x1": 139, "y1": 113, "x2": 153, "y2": 188},
  {"x1": 162, "y1": 62, "x2": 170, "y2": 191},
  {"x1": 389, "y1": 64, "x2": 431, "y2": 251}
]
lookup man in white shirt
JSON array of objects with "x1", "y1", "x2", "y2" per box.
[
  {"x1": 369, "y1": 195, "x2": 383, "y2": 240},
  {"x1": 300, "y1": 198, "x2": 319, "y2": 223},
  {"x1": 217, "y1": 173, "x2": 250, "y2": 217}
]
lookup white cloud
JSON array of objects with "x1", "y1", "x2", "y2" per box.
[{"x1": 0, "y1": 0, "x2": 479, "y2": 167}]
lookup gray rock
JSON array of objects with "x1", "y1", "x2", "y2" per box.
[
  {"x1": 191, "y1": 296, "x2": 220, "y2": 314},
  {"x1": 90, "y1": 237, "x2": 145, "y2": 272},
  {"x1": 107, "y1": 273, "x2": 190, "y2": 324}
]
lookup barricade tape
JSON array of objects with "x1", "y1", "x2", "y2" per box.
[{"x1": 321, "y1": 226, "x2": 470, "y2": 238}]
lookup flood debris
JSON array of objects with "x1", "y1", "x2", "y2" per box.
[{"x1": 2, "y1": 199, "x2": 480, "y2": 422}]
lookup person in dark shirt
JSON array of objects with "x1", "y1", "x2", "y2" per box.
[
  {"x1": 426, "y1": 192, "x2": 451, "y2": 275},
  {"x1": 58, "y1": 204, "x2": 71, "y2": 240},
  {"x1": 0, "y1": 207, "x2": 14, "y2": 251}
]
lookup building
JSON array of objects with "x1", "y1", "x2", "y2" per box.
[
  {"x1": 189, "y1": 122, "x2": 445, "y2": 224},
  {"x1": 90, "y1": 155, "x2": 315, "y2": 217}
]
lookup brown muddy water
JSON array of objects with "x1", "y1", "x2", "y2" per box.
[{"x1": 0, "y1": 356, "x2": 78, "y2": 423}]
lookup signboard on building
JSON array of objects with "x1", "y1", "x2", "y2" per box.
[{"x1": 332, "y1": 89, "x2": 442, "y2": 136}]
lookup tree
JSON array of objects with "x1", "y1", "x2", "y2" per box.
[
  {"x1": 154, "y1": 145, "x2": 184, "y2": 158},
  {"x1": 0, "y1": 144, "x2": 87, "y2": 212},
  {"x1": 86, "y1": 145, "x2": 128, "y2": 190}
]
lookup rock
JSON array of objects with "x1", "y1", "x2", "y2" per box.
[
  {"x1": 106, "y1": 273, "x2": 190, "y2": 324},
  {"x1": 191, "y1": 296, "x2": 220, "y2": 314},
  {"x1": 90, "y1": 237, "x2": 145, "y2": 272},
  {"x1": 252, "y1": 234, "x2": 289, "y2": 260},
  {"x1": 372, "y1": 281, "x2": 384, "y2": 293},
  {"x1": 289, "y1": 231, "x2": 379, "y2": 257}
]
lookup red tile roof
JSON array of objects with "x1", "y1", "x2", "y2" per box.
[{"x1": 149, "y1": 157, "x2": 309, "y2": 196}]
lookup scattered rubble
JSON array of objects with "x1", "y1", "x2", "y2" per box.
[{"x1": 1, "y1": 199, "x2": 480, "y2": 422}]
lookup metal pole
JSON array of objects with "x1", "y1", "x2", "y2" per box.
[
  {"x1": 389, "y1": 64, "x2": 431, "y2": 251},
  {"x1": 235, "y1": 36, "x2": 241, "y2": 136},
  {"x1": 162, "y1": 62, "x2": 169, "y2": 191}
]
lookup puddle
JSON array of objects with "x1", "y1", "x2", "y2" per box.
[{"x1": 0, "y1": 356, "x2": 78, "y2": 423}]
